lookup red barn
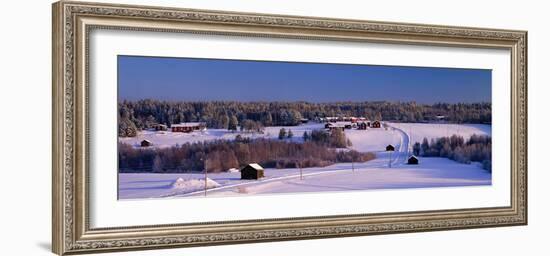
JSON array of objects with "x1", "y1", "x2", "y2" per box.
[{"x1": 171, "y1": 122, "x2": 206, "y2": 133}]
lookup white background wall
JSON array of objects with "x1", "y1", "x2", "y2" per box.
[{"x1": 0, "y1": 0, "x2": 547, "y2": 255}]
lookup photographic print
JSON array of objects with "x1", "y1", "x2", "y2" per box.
[
  {"x1": 117, "y1": 56, "x2": 492, "y2": 200},
  {"x1": 53, "y1": 3, "x2": 527, "y2": 254}
]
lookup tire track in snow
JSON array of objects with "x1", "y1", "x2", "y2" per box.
[
  {"x1": 171, "y1": 163, "x2": 376, "y2": 197},
  {"x1": 387, "y1": 124, "x2": 410, "y2": 167}
]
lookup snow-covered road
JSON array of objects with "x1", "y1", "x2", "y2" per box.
[
  {"x1": 387, "y1": 125, "x2": 410, "y2": 167},
  {"x1": 176, "y1": 124, "x2": 414, "y2": 197}
]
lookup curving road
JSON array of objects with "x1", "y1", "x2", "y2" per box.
[
  {"x1": 388, "y1": 124, "x2": 411, "y2": 167},
  {"x1": 175, "y1": 124, "x2": 412, "y2": 197}
]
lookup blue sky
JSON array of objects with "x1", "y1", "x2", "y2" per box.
[{"x1": 118, "y1": 55, "x2": 491, "y2": 104}]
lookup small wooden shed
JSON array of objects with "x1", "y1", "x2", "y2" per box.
[
  {"x1": 140, "y1": 139, "x2": 153, "y2": 147},
  {"x1": 153, "y1": 124, "x2": 167, "y2": 131},
  {"x1": 386, "y1": 144, "x2": 395, "y2": 151},
  {"x1": 241, "y1": 163, "x2": 265, "y2": 180},
  {"x1": 372, "y1": 120, "x2": 381, "y2": 128},
  {"x1": 357, "y1": 122, "x2": 368, "y2": 130},
  {"x1": 407, "y1": 155, "x2": 419, "y2": 165}
]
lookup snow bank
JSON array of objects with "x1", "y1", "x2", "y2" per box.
[
  {"x1": 389, "y1": 123, "x2": 491, "y2": 144},
  {"x1": 171, "y1": 177, "x2": 220, "y2": 193}
]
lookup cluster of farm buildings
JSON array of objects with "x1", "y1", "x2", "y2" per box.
[
  {"x1": 152, "y1": 122, "x2": 206, "y2": 133},
  {"x1": 149, "y1": 116, "x2": 382, "y2": 135},
  {"x1": 322, "y1": 117, "x2": 382, "y2": 131},
  {"x1": 138, "y1": 116, "x2": 419, "y2": 178},
  {"x1": 140, "y1": 122, "x2": 206, "y2": 147},
  {"x1": 139, "y1": 117, "x2": 384, "y2": 148}
]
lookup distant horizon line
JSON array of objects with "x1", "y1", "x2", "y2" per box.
[{"x1": 118, "y1": 98, "x2": 492, "y2": 105}]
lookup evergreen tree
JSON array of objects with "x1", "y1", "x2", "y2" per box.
[
  {"x1": 287, "y1": 129, "x2": 294, "y2": 139},
  {"x1": 228, "y1": 115, "x2": 238, "y2": 131},
  {"x1": 265, "y1": 113, "x2": 273, "y2": 126},
  {"x1": 421, "y1": 138, "x2": 430, "y2": 155},
  {"x1": 118, "y1": 100, "x2": 492, "y2": 129},
  {"x1": 278, "y1": 128, "x2": 286, "y2": 140},
  {"x1": 220, "y1": 114, "x2": 230, "y2": 129},
  {"x1": 413, "y1": 142, "x2": 421, "y2": 156},
  {"x1": 302, "y1": 131, "x2": 310, "y2": 141},
  {"x1": 118, "y1": 117, "x2": 138, "y2": 137}
]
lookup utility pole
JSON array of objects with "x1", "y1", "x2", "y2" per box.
[
  {"x1": 299, "y1": 161, "x2": 303, "y2": 180},
  {"x1": 202, "y1": 157, "x2": 207, "y2": 197},
  {"x1": 386, "y1": 144, "x2": 395, "y2": 168}
]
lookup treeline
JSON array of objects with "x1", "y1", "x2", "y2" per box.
[
  {"x1": 118, "y1": 100, "x2": 491, "y2": 135},
  {"x1": 412, "y1": 134, "x2": 492, "y2": 171},
  {"x1": 119, "y1": 137, "x2": 375, "y2": 173},
  {"x1": 277, "y1": 128, "x2": 351, "y2": 148},
  {"x1": 303, "y1": 129, "x2": 351, "y2": 148}
]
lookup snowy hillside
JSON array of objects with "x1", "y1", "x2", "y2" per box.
[
  {"x1": 389, "y1": 123, "x2": 491, "y2": 144},
  {"x1": 118, "y1": 122, "x2": 492, "y2": 200}
]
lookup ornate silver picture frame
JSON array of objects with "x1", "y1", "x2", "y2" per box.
[{"x1": 52, "y1": 1, "x2": 527, "y2": 255}]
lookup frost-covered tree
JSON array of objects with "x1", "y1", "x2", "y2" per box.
[
  {"x1": 228, "y1": 115, "x2": 238, "y2": 131},
  {"x1": 118, "y1": 117, "x2": 138, "y2": 137},
  {"x1": 220, "y1": 114, "x2": 230, "y2": 129},
  {"x1": 329, "y1": 129, "x2": 347, "y2": 148},
  {"x1": 417, "y1": 135, "x2": 491, "y2": 171},
  {"x1": 118, "y1": 100, "x2": 492, "y2": 128}
]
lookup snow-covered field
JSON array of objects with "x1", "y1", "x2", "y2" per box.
[
  {"x1": 118, "y1": 122, "x2": 492, "y2": 200},
  {"x1": 119, "y1": 123, "x2": 325, "y2": 148},
  {"x1": 119, "y1": 157, "x2": 490, "y2": 199},
  {"x1": 389, "y1": 123, "x2": 491, "y2": 144},
  {"x1": 119, "y1": 122, "x2": 490, "y2": 149},
  {"x1": 345, "y1": 129, "x2": 401, "y2": 153}
]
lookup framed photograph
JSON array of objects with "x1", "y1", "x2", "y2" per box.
[{"x1": 52, "y1": 1, "x2": 527, "y2": 255}]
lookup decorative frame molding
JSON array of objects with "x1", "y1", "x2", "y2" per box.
[{"x1": 52, "y1": 1, "x2": 527, "y2": 255}]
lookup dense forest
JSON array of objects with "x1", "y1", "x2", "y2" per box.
[
  {"x1": 119, "y1": 131, "x2": 375, "y2": 173},
  {"x1": 412, "y1": 134, "x2": 492, "y2": 171},
  {"x1": 118, "y1": 100, "x2": 491, "y2": 137}
]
